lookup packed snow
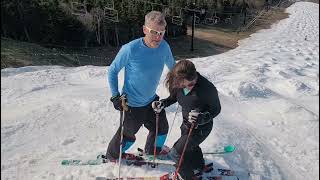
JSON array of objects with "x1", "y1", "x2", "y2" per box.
[{"x1": 1, "y1": 2, "x2": 319, "y2": 180}]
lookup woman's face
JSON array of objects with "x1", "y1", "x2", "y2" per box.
[{"x1": 180, "y1": 77, "x2": 197, "y2": 90}]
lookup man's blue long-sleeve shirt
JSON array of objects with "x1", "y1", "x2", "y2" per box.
[{"x1": 108, "y1": 38, "x2": 175, "y2": 107}]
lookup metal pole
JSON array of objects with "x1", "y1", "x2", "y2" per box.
[
  {"x1": 191, "y1": 10, "x2": 195, "y2": 51},
  {"x1": 152, "y1": 113, "x2": 160, "y2": 168},
  {"x1": 118, "y1": 110, "x2": 125, "y2": 179},
  {"x1": 118, "y1": 95, "x2": 128, "y2": 179}
]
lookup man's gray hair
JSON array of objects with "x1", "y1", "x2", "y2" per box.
[{"x1": 145, "y1": 11, "x2": 167, "y2": 26}]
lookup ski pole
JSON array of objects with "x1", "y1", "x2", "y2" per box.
[
  {"x1": 152, "y1": 112, "x2": 160, "y2": 168},
  {"x1": 118, "y1": 95, "x2": 128, "y2": 179},
  {"x1": 174, "y1": 123, "x2": 195, "y2": 180}
]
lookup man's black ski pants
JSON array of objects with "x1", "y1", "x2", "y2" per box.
[{"x1": 106, "y1": 99, "x2": 169, "y2": 160}]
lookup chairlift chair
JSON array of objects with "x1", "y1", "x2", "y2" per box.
[
  {"x1": 163, "y1": 7, "x2": 171, "y2": 17},
  {"x1": 71, "y1": 1, "x2": 87, "y2": 16},
  {"x1": 195, "y1": 16, "x2": 200, "y2": 24},
  {"x1": 105, "y1": 0, "x2": 115, "y2": 9},
  {"x1": 205, "y1": 11, "x2": 220, "y2": 25},
  {"x1": 104, "y1": 6, "x2": 119, "y2": 22},
  {"x1": 224, "y1": 14, "x2": 232, "y2": 24},
  {"x1": 171, "y1": 8, "x2": 183, "y2": 26}
]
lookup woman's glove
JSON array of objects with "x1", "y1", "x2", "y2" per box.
[
  {"x1": 188, "y1": 109, "x2": 200, "y2": 124},
  {"x1": 188, "y1": 109, "x2": 211, "y2": 126}
]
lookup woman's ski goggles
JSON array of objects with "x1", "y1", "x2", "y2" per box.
[{"x1": 145, "y1": 26, "x2": 166, "y2": 36}]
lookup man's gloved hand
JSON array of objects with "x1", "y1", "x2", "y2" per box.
[
  {"x1": 110, "y1": 94, "x2": 122, "y2": 111},
  {"x1": 152, "y1": 100, "x2": 165, "y2": 113}
]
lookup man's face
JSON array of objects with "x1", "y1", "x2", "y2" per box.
[{"x1": 143, "y1": 22, "x2": 166, "y2": 48}]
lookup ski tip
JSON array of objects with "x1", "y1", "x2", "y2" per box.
[
  {"x1": 224, "y1": 145, "x2": 235, "y2": 153},
  {"x1": 61, "y1": 160, "x2": 76, "y2": 165},
  {"x1": 95, "y1": 177, "x2": 107, "y2": 180}
]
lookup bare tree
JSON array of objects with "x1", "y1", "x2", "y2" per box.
[{"x1": 91, "y1": 7, "x2": 104, "y2": 45}]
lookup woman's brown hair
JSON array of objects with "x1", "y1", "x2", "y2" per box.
[{"x1": 165, "y1": 60, "x2": 197, "y2": 94}]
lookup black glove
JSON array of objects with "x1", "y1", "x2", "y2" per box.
[
  {"x1": 110, "y1": 94, "x2": 122, "y2": 111},
  {"x1": 152, "y1": 100, "x2": 165, "y2": 113}
]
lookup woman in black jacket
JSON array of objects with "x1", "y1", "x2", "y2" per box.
[{"x1": 152, "y1": 60, "x2": 221, "y2": 179}]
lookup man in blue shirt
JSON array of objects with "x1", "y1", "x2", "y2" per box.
[{"x1": 106, "y1": 11, "x2": 175, "y2": 161}]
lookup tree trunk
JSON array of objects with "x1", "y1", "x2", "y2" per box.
[
  {"x1": 17, "y1": 0, "x2": 30, "y2": 41},
  {"x1": 93, "y1": 9, "x2": 102, "y2": 45},
  {"x1": 2, "y1": 25, "x2": 7, "y2": 37},
  {"x1": 95, "y1": 16, "x2": 101, "y2": 45},
  {"x1": 115, "y1": 23, "x2": 119, "y2": 47},
  {"x1": 23, "y1": 26, "x2": 31, "y2": 41},
  {"x1": 103, "y1": 21, "x2": 108, "y2": 46}
]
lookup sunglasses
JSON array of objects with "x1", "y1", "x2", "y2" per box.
[{"x1": 145, "y1": 26, "x2": 166, "y2": 36}]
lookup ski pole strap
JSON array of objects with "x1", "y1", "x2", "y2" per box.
[{"x1": 120, "y1": 95, "x2": 129, "y2": 111}]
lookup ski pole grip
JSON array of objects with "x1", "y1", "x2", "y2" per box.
[{"x1": 120, "y1": 95, "x2": 129, "y2": 112}]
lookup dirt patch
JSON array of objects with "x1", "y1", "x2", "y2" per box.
[
  {"x1": 306, "y1": 0, "x2": 319, "y2": 3},
  {"x1": 167, "y1": 7, "x2": 289, "y2": 60}
]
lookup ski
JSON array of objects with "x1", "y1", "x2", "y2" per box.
[
  {"x1": 193, "y1": 163, "x2": 249, "y2": 179},
  {"x1": 95, "y1": 173, "x2": 170, "y2": 180},
  {"x1": 212, "y1": 168, "x2": 250, "y2": 177},
  {"x1": 62, "y1": 153, "x2": 143, "y2": 166},
  {"x1": 134, "y1": 146, "x2": 248, "y2": 178},
  {"x1": 204, "y1": 176, "x2": 239, "y2": 180},
  {"x1": 134, "y1": 148, "x2": 248, "y2": 178},
  {"x1": 61, "y1": 153, "x2": 175, "y2": 167},
  {"x1": 95, "y1": 175, "x2": 239, "y2": 180},
  {"x1": 196, "y1": 168, "x2": 250, "y2": 180},
  {"x1": 61, "y1": 154, "x2": 105, "y2": 165},
  {"x1": 95, "y1": 172, "x2": 240, "y2": 180},
  {"x1": 62, "y1": 155, "x2": 246, "y2": 180},
  {"x1": 203, "y1": 145, "x2": 236, "y2": 155},
  {"x1": 193, "y1": 163, "x2": 214, "y2": 176},
  {"x1": 136, "y1": 145, "x2": 235, "y2": 161},
  {"x1": 61, "y1": 149, "x2": 248, "y2": 179}
]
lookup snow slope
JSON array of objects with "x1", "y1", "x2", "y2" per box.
[{"x1": 1, "y1": 2, "x2": 319, "y2": 180}]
